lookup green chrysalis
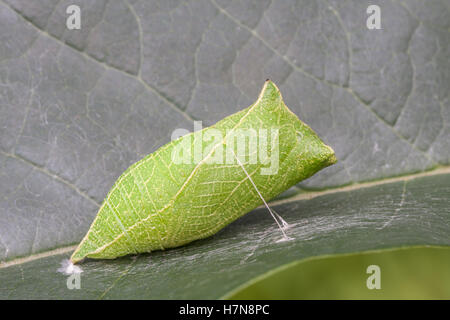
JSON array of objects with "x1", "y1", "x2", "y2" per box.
[{"x1": 70, "y1": 80, "x2": 336, "y2": 263}]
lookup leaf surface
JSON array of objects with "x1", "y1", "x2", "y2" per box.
[
  {"x1": 0, "y1": 0, "x2": 449, "y2": 298},
  {"x1": 1, "y1": 172, "x2": 449, "y2": 299},
  {"x1": 226, "y1": 246, "x2": 450, "y2": 299}
]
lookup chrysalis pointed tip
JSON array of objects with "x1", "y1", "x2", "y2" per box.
[
  {"x1": 69, "y1": 247, "x2": 85, "y2": 264},
  {"x1": 323, "y1": 145, "x2": 337, "y2": 167},
  {"x1": 263, "y1": 79, "x2": 278, "y2": 90},
  {"x1": 70, "y1": 257, "x2": 80, "y2": 265},
  {"x1": 258, "y1": 80, "x2": 281, "y2": 105}
]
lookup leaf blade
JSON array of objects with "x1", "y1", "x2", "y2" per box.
[{"x1": 1, "y1": 172, "x2": 449, "y2": 299}]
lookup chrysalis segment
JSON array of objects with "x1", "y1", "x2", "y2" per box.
[{"x1": 71, "y1": 81, "x2": 336, "y2": 263}]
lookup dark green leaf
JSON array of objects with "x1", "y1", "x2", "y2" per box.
[
  {"x1": 0, "y1": 0, "x2": 449, "y2": 298},
  {"x1": 1, "y1": 173, "x2": 449, "y2": 299},
  {"x1": 226, "y1": 246, "x2": 450, "y2": 299}
]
